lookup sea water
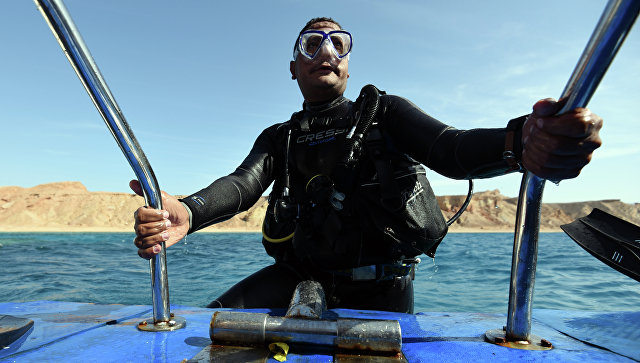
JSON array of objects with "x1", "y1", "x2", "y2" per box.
[{"x1": 1, "y1": 232, "x2": 638, "y2": 313}]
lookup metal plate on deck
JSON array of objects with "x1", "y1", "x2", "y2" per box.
[
  {"x1": 186, "y1": 344, "x2": 270, "y2": 363},
  {"x1": 187, "y1": 344, "x2": 408, "y2": 363}
]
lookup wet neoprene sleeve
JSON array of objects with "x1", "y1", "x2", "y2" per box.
[
  {"x1": 179, "y1": 124, "x2": 281, "y2": 233},
  {"x1": 380, "y1": 95, "x2": 526, "y2": 179},
  {"x1": 180, "y1": 94, "x2": 526, "y2": 233}
]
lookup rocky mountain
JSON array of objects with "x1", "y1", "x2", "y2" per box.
[{"x1": 1, "y1": 182, "x2": 639, "y2": 232}]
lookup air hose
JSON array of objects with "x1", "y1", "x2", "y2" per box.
[{"x1": 338, "y1": 84, "x2": 380, "y2": 168}]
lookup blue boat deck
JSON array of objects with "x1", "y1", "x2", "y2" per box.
[{"x1": 1, "y1": 301, "x2": 638, "y2": 362}]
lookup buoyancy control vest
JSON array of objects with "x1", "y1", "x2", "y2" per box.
[{"x1": 262, "y1": 85, "x2": 448, "y2": 269}]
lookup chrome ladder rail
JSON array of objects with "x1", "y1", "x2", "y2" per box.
[
  {"x1": 34, "y1": 0, "x2": 185, "y2": 331},
  {"x1": 488, "y1": 0, "x2": 640, "y2": 349}
]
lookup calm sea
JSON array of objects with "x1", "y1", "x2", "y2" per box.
[{"x1": 1, "y1": 232, "x2": 638, "y2": 313}]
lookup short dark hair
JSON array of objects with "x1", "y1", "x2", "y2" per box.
[{"x1": 293, "y1": 17, "x2": 343, "y2": 53}]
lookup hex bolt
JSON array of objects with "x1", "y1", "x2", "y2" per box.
[
  {"x1": 495, "y1": 337, "x2": 507, "y2": 344},
  {"x1": 541, "y1": 339, "x2": 552, "y2": 348}
]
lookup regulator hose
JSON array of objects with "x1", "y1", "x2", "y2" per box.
[{"x1": 338, "y1": 84, "x2": 380, "y2": 168}]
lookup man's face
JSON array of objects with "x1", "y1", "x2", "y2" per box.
[{"x1": 290, "y1": 21, "x2": 350, "y2": 103}]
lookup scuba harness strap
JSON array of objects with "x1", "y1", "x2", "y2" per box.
[
  {"x1": 263, "y1": 84, "x2": 456, "y2": 265},
  {"x1": 270, "y1": 84, "x2": 385, "y2": 223},
  {"x1": 262, "y1": 85, "x2": 386, "y2": 258}
]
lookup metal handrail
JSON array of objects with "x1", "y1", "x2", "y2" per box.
[
  {"x1": 506, "y1": 0, "x2": 640, "y2": 342},
  {"x1": 34, "y1": 0, "x2": 183, "y2": 331}
]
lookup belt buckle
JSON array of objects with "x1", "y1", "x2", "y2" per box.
[{"x1": 351, "y1": 265, "x2": 376, "y2": 281}]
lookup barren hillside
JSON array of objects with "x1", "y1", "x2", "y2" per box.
[{"x1": 1, "y1": 182, "x2": 638, "y2": 232}]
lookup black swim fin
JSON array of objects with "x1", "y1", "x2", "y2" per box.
[
  {"x1": 0, "y1": 314, "x2": 34, "y2": 349},
  {"x1": 561, "y1": 208, "x2": 640, "y2": 283}
]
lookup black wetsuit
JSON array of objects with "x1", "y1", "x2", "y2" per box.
[{"x1": 181, "y1": 92, "x2": 525, "y2": 313}]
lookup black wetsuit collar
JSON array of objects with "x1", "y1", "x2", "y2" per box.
[{"x1": 303, "y1": 96, "x2": 348, "y2": 113}]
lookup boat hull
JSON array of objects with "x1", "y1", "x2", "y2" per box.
[{"x1": 0, "y1": 300, "x2": 637, "y2": 362}]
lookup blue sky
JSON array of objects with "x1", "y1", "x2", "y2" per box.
[{"x1": 1, "y1": 1, "x2": 638, "y2": 203}]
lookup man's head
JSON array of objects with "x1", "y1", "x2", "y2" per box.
[{"x1": 290, "y1": 17, "x2": 351, "y2": 103}]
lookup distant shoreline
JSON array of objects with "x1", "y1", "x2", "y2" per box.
[
  {"x1": 4, "y1": 182, "x2": 636, "y2": 235},
  {"x1": 0, "y1": 227, "x2": 562, "y2": 233}
]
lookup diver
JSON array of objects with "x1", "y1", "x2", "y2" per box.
[{"x1": 131, "y1": 17, "x2": 603, "y2": 314}]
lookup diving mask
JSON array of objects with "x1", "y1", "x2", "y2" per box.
[{"x1": 293, "y1": 30, "x2": 352, "y2": 62}]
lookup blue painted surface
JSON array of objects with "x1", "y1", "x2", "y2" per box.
[
  {"x1": 0, "y1": 301, "x2": 637, "y2": 362},
  {"x1": 534, "y1": 309, "x2": 640, "y2": 361}
]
